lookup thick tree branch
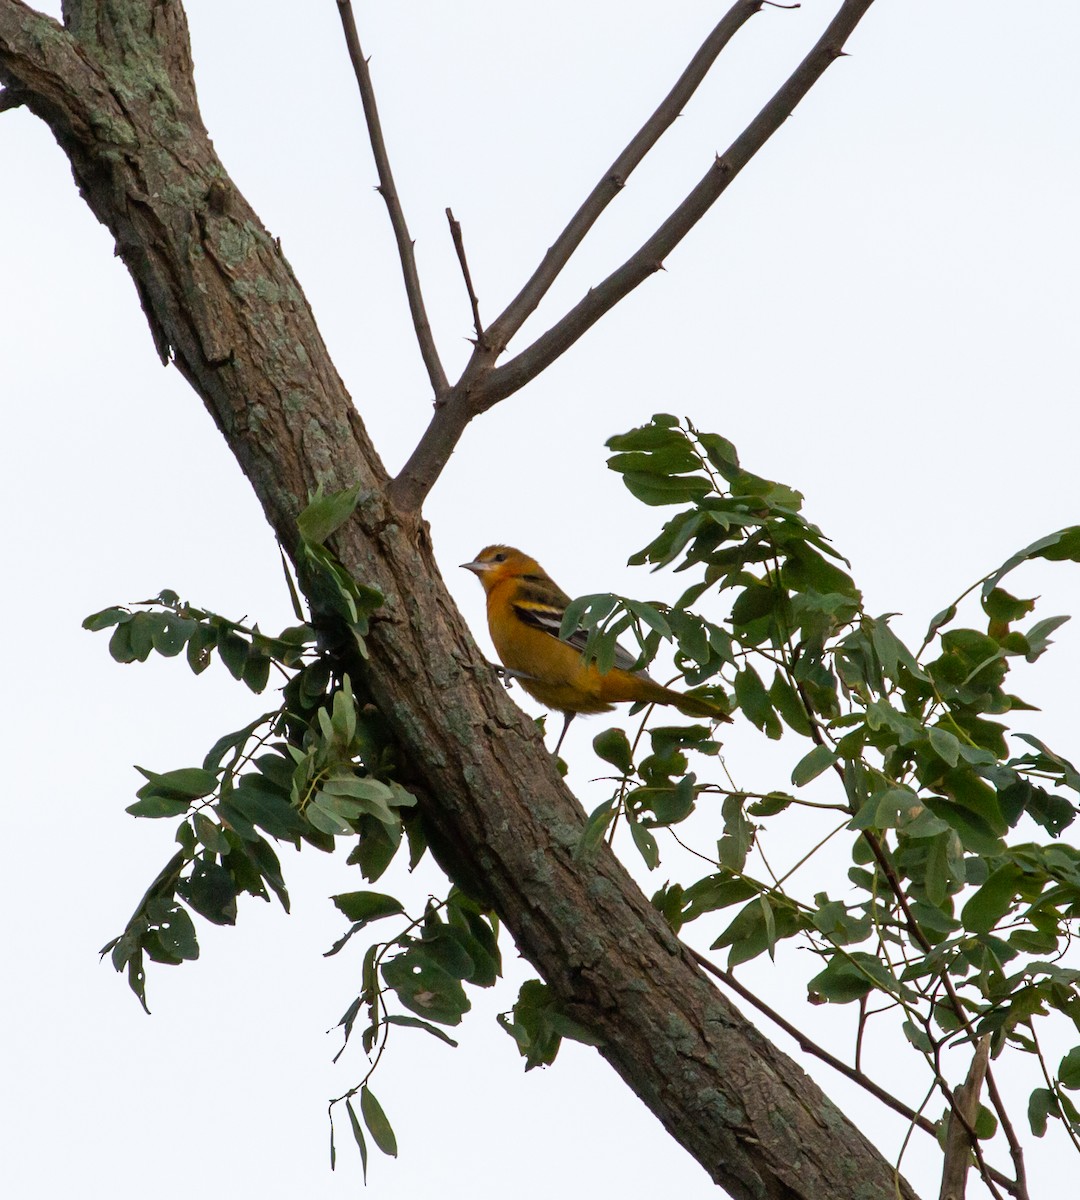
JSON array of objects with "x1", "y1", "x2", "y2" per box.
[
  {"x1": 336, "y1": 0, "x2": 449, "y2": 398},
  {"x1": 5, "y1": 4, "x2": 925, "y2": 1196},
  {"x1": 390, "y1": 0, "x2": 877, "y2": 514},
  {"x1": 482, "y1": 0, "x2": 764, "y2": 357}
]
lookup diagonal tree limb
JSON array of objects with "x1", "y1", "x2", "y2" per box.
[
  {"x1": 336, "y1": 0, "x2": 449, "y2": 397},
  {"x1": 389, "y1": 0, "x2": 878, "y2": 514},
  {"x1": 481, "y1": 0, "x2": 765, "y2": 358},
  {"x1": 5, "y1": 2, "x2": 927, "y2": 1195}
]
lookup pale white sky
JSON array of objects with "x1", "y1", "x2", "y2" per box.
[{"x1": 2, "y1": 3, "x2": 1079, "y2": 1197}]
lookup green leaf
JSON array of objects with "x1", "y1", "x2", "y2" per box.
[
  {"x1": 345, "y1": 1100, "x2": 368, "y2": 1182},
  {"x1": 346, "y1": 818, "x2": 402, "y2": 883},
  {"x1": 1024, "y1": 615, "x2": 1070, "y2": 662},
  {"x1": 1058, "y1": 1047, "x2": 1080, "y2": 1090},
  {"x1": 621, "y1": 471, "x2": 712, "y2": 507},
  {"x1": 928, "y1": 726, "x2": 962, "y2": 767},
  {"x1": 808, "y1": 952, "x2": 895, "y2": 1004},
  {"x1": 577, "y1": 800, "x2": 616, "y2": 860},
  {"x1": 1029, "y1": 1086, "x2": 1056, "y2": 1137},
  {"x1": 421, "y1": 924, "x2": 477, "y2": 981},
  {"x1": 359, "y1": 1087, "x2": 397, "y2": 1158},
  {"x1": 607, "y1": 443, "x2": 700, "y2": 476},
  {"x1": 83, "y1": 606, "x2": 130, "y2": 632},
  {"x1": 624, "y1": 598, "x2": 673, "y2": 638},
  {"x1": 217, "y1": 630, "x2": 248, "y2": 680},
  {"x1": 383, "y1": 1013, "x2": 459, "y2": 1047},
  {"x1": 973, "y1": 1104, "x2": 998, "y2": 1140},
  {"x1": 126, "y1": 796, "x2": 191, "y2": 818},
  {"x1": 181, "y1": 859, "x2": 237, "y2": 926},
  {"x1": 791, "y1": 745, "x2": 835, "y2": 787},
  {"x1": 231, "y1": 776, "x2": 307, "y2": 839},
  {"x1": 331, "y1": 890, "x2": 404, "y2": 926},
  {"x1": 696, "y1": 431, "x2": 740, "y2": 474},
  {"x1": 747, "y1": 792, "x2": 794, "y2": 818},
  {"x1": 629, "y1": 820, "x2": 659, "y2": 870},
  {"x1": 961, "y1": 863, "x2": 1024, "y2": 934},
  {"x1": 106, "y1": 620, "x2": 136, "y2": 663},
  {"x1": 924, "y1": 798, "x2": 1005, "y2": 856},
  {"x1": 135, "y1": 766, "x2": 219, "y2": 800},
  {"x1": 768, "y1": 672, "x2": 812, "y2": 736},
  {"x1": 734, "y1": 665, "x2": 781, "y2": 739},
  {"x1": 298, "y1": 481, "x2": 364, "y2": 546},
  {"x1": 241, "y1": 651, "x2": 271, "y2": 693},
  {"x1": 925, "y1": 603, "x2": 957, "y2": 642},
  {"x1": 381, "y1": 948, "x2": 469, "y2": 1026},
  {"x1": 151, "y1": 614, "x2": 195, "y2": 657},
  {"x1": 718, "y1": 793, "x2": 753, "y2": 872},
  {"x1": 983, "y1": 527, "x2": 1080, "y2": 598},
  {"x1": 593, "y1": 728, "x2": 632, "y2": 774},
  {"x1": 201, "y1": 718, "x2": 264, "y2": 773}
]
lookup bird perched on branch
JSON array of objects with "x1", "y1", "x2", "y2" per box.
[{"x1": 462, "y1": 545, "x2": 730, "y2": 755}]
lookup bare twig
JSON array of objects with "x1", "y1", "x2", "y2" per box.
[
  {"x1": 390, "y1": 0, "x2": 879, "y2": 514},
  {"x1": 483, "y1": 0, "x2": 764, "y2": 356},
  {"x1": 336, "y1": 1, "x2": 448, "y2": 397},
  {"x1": 939, "y1": 1036, "x2": 991, "y2": 1200},
  {"x1": 445, "y1": 208, "x2": 484, "y2": 345}
]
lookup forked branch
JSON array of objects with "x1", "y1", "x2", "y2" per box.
[
  {"x1": 482, "y1": 0, "x2": 764, "y2": 357},
  {"x1": 388, "y1": 0, "x2": 878, "y2": 514}
]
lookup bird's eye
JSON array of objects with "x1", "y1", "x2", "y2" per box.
[{"x1": 492, "y1": 552, "x2": 507, "y2": 562}]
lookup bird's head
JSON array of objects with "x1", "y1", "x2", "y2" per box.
[{"x1": 461, "y1": 545, "x2": 544, "y2": 592}]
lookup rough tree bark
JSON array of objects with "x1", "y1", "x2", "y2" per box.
[{"x1": 0, "y1": 3, "x2": 918, "y2": 1197}]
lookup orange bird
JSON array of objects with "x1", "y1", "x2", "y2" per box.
[{"x1": 462, "y1": 545, "x2": 729, "y2": 754}]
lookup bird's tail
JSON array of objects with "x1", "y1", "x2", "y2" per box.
[{"x1": 645, "y1": 680, "x2": 732, "y2": 723}]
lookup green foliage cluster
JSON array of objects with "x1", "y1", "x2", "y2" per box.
[
  {"x1": 573, "y1": 415, "x2": 1080, "y2": 1164},
  {"x1": 90, "y1": 487, "x2": 511, "y2": 1176},
  {"x1": 93, "y1": 425, "x2": 1080, "y2": 1185}
]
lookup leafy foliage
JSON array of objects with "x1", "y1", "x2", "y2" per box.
[
  {"x1": 93, "y1": 435, "x2": 1080, "y2": 1189},
  {"x1": 574, "y1": 415, "x2": 1080, "y2": 1175},
  {"x1": 91, "y1": 488, "x2": 504, "y2": 1176}
]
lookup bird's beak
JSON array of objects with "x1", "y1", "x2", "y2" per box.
[{"x1": 460, "y1": 559, "x2": 488, "y2": 575}]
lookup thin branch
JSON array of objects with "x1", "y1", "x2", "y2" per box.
[
  {"x1": 336, "y1": 1, "x2": 449, "y2": 397},
  {"x1": 389, "y1": 0, "x2": 879, "y2": 513},
  {"x1": 481, "y1": 0, "x2": 876, "y2": 406},
  {"x1": 688, "y1": 947, "x2": 938, "y2": 1133},
  {"x1": 689, "y1": 947, "x2": 1019, "y2": 1196},
  {"x1": 983, "y1": 1066, "x2": 1030, "y2": 1199},
  {"x1": 483, "y1": 0, "x2": 764, "y2": 356},
  {"x1": 446, "y1": 208, "x2": 484, "y2": 345}
]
